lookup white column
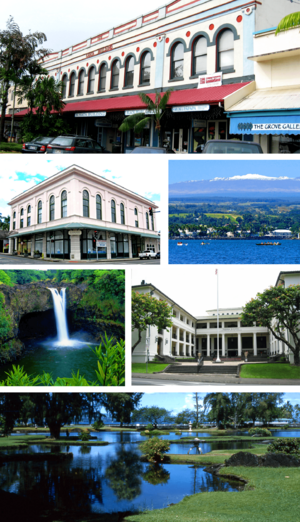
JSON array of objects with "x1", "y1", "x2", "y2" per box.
[
  {"x1": 207, "y1": 334, "x2": 210, "y2": 356},
  {"x1": 222, "y1": 333, "x2": 225, "y2": 357},
  {"x1": 253, "y1": 333, "x2": 257, "y2": 356},
  {"x1": 238, "y1": 333, "x2": 242, "y2": 357},
  {"x1": 42, "y1": 232, "x2": 47, "y2": 258},
  {"x1": 9, "y1": 238, "x2": 14, "y2": 254},
  {"x1": 176, "y1": 327, "x2": 179, "y2": 356},
  {"x1": 183, "y1": 331, "x2": 186, "y2": 356},
  {"x1": 30, "y1": 235, "x2": 35, "y2": 257},
  {"x1": 128, "y1": 235, "x2": 133, "y2": 259},
  {"x1": 68, "y1": 230, "x2": 82, "y2": 261},
  {"x1": 106, "y1": 233, "x2": 111, "y2": 260}
]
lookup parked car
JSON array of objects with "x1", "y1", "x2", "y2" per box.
[
  {"x1": 22, "y1": 136, "x2": 55, "y2": 153},
  {"x1": 155, "y1": 251, "x2": 160, "y2": 259},
  {"x1": 197, "y1": 140, "x2": 263, "y2": 154},
  {"x1": 131, "y1": 146, "x2": 175, "y2": 154},
  {"x1": 46, "y1": 135, "x2": 110, "y2": 154},
  {"x1": 139, "y1": 249, "x2": 158, "y2": 260}
]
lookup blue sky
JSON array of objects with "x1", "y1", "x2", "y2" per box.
[{"x1": 169, "y1": 160, "x2": 300, "y2": 184}]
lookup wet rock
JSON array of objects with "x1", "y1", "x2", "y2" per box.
[
  {"x1": 260, "y1": 453, "x2": 300, "y2": 467},
  {"x1": 225, "y1": 452, "x2": 260, "y2": 467}
]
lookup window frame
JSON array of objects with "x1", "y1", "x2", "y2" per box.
[
  {"x1": 171, "y1": 42, "x2": 184, "y2": 80},
  {"x1": 78, "y1": 69, "x2": 85, "y2": 95},
  {"x1": 98, "y1": 63, "x2": 107, "y2": 91},
  {"x1": 111, "y1": 59, "x2": 120, "y2": 90},
  {"x1": 37, "y1": 200, "x2": 42, "y2": 224},
  {"x1": 192, "y1": 36, "x2": 207, "y2": 76},
  {"x1": 87, "y1": 66, "x2": 96, "y2": 93},
  {"x1": 69, "y1": 72, "x2": 76, "y2": 96},
  {"x1": 111, "y1": 199, "x2": 116, "y2": 223},
  {"x1": 96, "y1": 194, "x2": 102, "y2": 220},
  {"x1": 140, "y1": 51, "x2": 151, "y2": 85},
  {"x1": 134, "y1": 207, "x2": 139, "y2": 228},
  {"x1": 217, "y1": 29, "x2": 234, "y2": 73},
  {"x1": 120, "y1": 203, "x2": 125, "y2": 225},
  {"x1": 124, "y1": 56, "x2": 134, "y2": 87},
  {"x1": 49, "y1": 195, "x2": 55, "y2": 221},
  {"x1": 61, "y1": 190, "x2": 67, "y2": 218},
  {"x1": 62, "y1": 74, "x2": 68, "y2": 98},
  {"x1": 83, "y1": 190, "x2": 89, "y2": 218}
]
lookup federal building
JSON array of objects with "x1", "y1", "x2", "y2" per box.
[{"x1": 8, "y1": 165, "x2": 159, "y2": 261}]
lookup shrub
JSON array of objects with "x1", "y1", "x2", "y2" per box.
[
  {"x1": 267, "y1": 438, "x2": 300, "y2": 456},
  {"x1": 139, "y1": 437, "x2": 170, "y2": 463},
  {"x1": 249, "y1": 427, "x2": 272, "y2": 437},
  {"x1": 92, "y1": 420, "x2": 104, "y2": 430},
  {"x1": 146, "y1": 424, "x2": 154, "y2": 431},
  {"x1": 79, "y1": 431, "x2": 91, "y2": 442}
]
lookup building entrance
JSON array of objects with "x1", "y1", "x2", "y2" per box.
[{"x1": 227, "y1": 337, "x2": 238, "y2": 357}]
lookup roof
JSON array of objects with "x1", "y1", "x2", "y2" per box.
[
  {"x1": 275, "y1": 271, "x2": 300, "y2": 287},
  {"x1": 132, "y1": 283, "x2": 196, "y2": 321},
  {"x1": 227, "y1": 86, "x2": 300, "y2": 112},
  {"x1": 14, "y1": 83, "x2": 251, "y2": 117},
  {"x1": 9, "y1": 223, "x2": 159, "y2": 239}
]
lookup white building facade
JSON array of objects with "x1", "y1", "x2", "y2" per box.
[{"x1": 8, "y1": 165, "x2": 159, "y2": 261}]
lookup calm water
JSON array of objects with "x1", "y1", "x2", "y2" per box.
[
  {"x1": 0, "y1": 335, "x2": 98, "y2": 383},
  {"x1": 169, "y1": 441, "x2": 254, "y2": 454},
  {"x1": 169, "y1": 239, "x2": 300, "y2": 264},
  {"x1": 0, "y1": 443, "x2": 240, "y2": 517},
  {"x1": 270, "y1": 430, "x2": 300, "y2": 437},
  {"x1": 11, "y1": 431, "x2": 216, "y2": 442}
]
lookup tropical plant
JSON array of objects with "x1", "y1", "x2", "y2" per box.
[
  {"x1": 119, "y1": 89, "x2": 173, "y2": 147},
  {"x1": 139, "y1": 437, "x2": 170, "y2": 463},
  {"x1": 79, "y1": 430, "x2": 91, "y2": 441},
  {"x1": 249, "y1": 427, "x2": 272, "y2": 437},
  {"x1": 275, "y1": 12, "x2": 300, "y2": 35},
  {"x1": 267, "y1": 438, "x2": 300, "y2": 456}
]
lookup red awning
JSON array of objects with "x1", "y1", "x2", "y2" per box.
[{"x1": 13, "y1": 83, "x2": 250, "y2": 117}]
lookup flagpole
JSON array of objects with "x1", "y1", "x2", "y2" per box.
[{"x1": 216, "y1": 268, "x2": 221, "y2": 363}]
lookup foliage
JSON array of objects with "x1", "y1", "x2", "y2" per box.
[
  {"x1": 132, "y1": 291, "x2": 173, "y2": 353},
  {"x1": 131, "y1": 406, "x2": 173, "y2": 428},
  {"x1": 275, "y1": 12, "x2": 300, "y2": 34},
  {"x1": 267, "y1": 438, "x2": 300, "y2": 456},
  {"x1": 143, "y1": 464, "x2": 170, "y2": 485},
  {"x1": 0, "y1": 292, "x2": 12, "y2": 342},
  {"x1": 240, "y1": 363, "x2": 300, "y2": 379},
  {"x1": 174, "y1": 409, "x2": 195, "y2": 424},
  {"x1": 105, "y1": 447, "x2": 143, "y2": 501},
  {"x1": 79, "y1": 430, "x2": 91, "y2": 441},
  {"x1": 132, "y1": 363, "x2": 169, "y2": 373},
  {"x1": 101, "y1": 393, "x2": 143, "y2": 426},
  {"x1": 249, "y1": 427, "x2": 272, "y2": 437},
  {"x1": 19, "y1": 112, "x2": 70, "y2": 142},
  {"x1": 92, "y1": 419, "x2": 104, "y2": 430},
  {"x1": 139, "y1": 437, "x2": 170, "y2": 463},
  {"x1": 242, "y1": 284, "x2": 300, "y2": 366}
]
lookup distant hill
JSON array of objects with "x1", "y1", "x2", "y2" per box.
[{"x1": 169, "y1": 174, "x2": 300, "y2": 198}]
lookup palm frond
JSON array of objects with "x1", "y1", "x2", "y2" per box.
[
  {"x1": 158, "y1": 89, "x2": 173, "y2": 110},
  {"x1": 134, "y1": 116, "x2": 151, "y2": 134},
  {"x1": 139, "y1": 92, "x2": 156, "y2": 110},
  {"x1": 119, "y1": 113, "x2": 146, "y2": 132},
  {"x1": 275, "y1": 12, "x2": 300, "y2": 35}
]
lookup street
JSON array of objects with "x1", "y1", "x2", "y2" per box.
[{"x1": 0, "y1": 254, "x2": 160, "y2": 265}]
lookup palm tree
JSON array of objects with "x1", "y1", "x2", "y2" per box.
[
  {"x1": 275, "y1": 12, "x2": 300, "y2": 35},
  {"x1": 119, "y1": 89, "x2": 173, "y2": 147},
  {"x1": 34, "y1": 76, "x2": 65, "y2": 119}
]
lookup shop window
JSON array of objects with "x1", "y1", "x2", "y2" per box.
[
  {"x1": 61, "y1": 190, "x2": 67, "y2": 218},
  {"x1": 217, "y1": 29, "x2": 234, "y2": 72},
  {"x1": 69, "y1": 72, "x2": 76, "y2": 96},
  {"x1": 83, "y1": 190, "x2": 89, "y2": 217},
  {"x1": 146, "y1": 212, "x2": 149, "y2": 230},
  {"x1": 125, "y1": 56, "x2": 134, "y2": 87},
  {"x1": 37, "y1": 200, "x2": 42, "y2": 224},
  {"x1": 171, "y1": 42, "x2": 184, "y2": 79},
  {"x1": 49, "y1": 195, "x2": 55, "y2": 221},
  {"x1": 62, "y1": 74, "x2": 68, "y2": 98},
  {"x1": 99, "y1": 63, "x2": 107, "y2": 91},
  {"x1": 111, "y1": 200, "x2": 116, "y2": 223},
  {"x1": 134, "y1": 207, "x2": 139, "y2": 228},
  {"x1": 96, "y1": 194, "x2": 102, "y2": 220},
  {"x1": 87, "y1": 67, "x2": 95, "y2": 93},
  {"x1": 111, "y1": 60, "x2": 120, "y2": 89},
  {"x1": 140, "y1": 51, "x2": 151, "y2": 84},
  {"x1": 120, "y1": 203, "x2": 125, "y2": 224},
  {"x1": 192, "y1": 37, "x2": 207, "y2": 76},
  {"x1": 78, "y1": 70, "x2": 85, "y2": 95}
]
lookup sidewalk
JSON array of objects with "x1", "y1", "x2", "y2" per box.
[{"x1": 132, "y1": 372, "x2": 300, "y2": 385}]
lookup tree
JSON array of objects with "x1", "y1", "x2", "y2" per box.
[
  {"x1": 131, "y1": 291, "x2": 173, "y2": 353},
  {"x1": 204, "y1": 393, "x2": 232, "y2": 428},
  {"x1": 131, "y1": 406, "x2": 173, "y2": 428},
  {"x1": 0, "y1": 214, "x2": 9, "y2": 230},
  {"x1": 119, "y1": 89, "x2": 173, "y2": 147},
  {"x1": 0, "y1": 17, "x2": 49, "y2": 142},
  {"x1": 101, "y1": 393, "x2": 143, "y2": 426},
  {"x1": 241, "y1": 284, "x2": 300, "y2": 366},
  {"x1": 275, "y1": 12, "x2": 300, "y2": 35},
  {"x1": 193, "y1": 392, "x2": 204, "y2": 426},
  {"x1": 173, "y1": 409, "x2": 195, "y2": 424}
]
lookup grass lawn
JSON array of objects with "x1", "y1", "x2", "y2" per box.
[
  {"x1": 0, "y1": 142, "x2": 22, "y2": 153},
  {"x1": 0, "y1": 435, "x2": 47, "y2": 449},
  {"x1": 125, "y1": 449, "x2": 300, "y2": 522},
  {"x1": 132, "y1": 363, "x2": 169, "y2": 374},
  {"x1": 204, "y1": 213, "x2": 242, "y2": 222},
  {"x1": 240, "y1": 363, "x2": 300, "y2": 380}
]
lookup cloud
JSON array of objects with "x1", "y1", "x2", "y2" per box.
[{"x1": 211, "y1": 174, "x2": 291, "y2": 181}]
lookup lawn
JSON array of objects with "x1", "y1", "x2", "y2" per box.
[
  {"x1": 240, "y1": 363, "x2": 300, "y2": 380},
  {"x1": 132, "y1": 363, "x2": 169, "y2": 373},
  {"x1": 204, "y1": 213, "x2": 242, "y2": 222},
  {"x1": 0, "y1": 142, "x2": 22, "y2": 153},
  {"x1": 0, "y1": 435, "x2": 47, "y2": 449}
]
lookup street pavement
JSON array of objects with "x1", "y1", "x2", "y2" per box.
[
  {"x1": 0, "y1": 254, "x2": 160, "y2": 265},
  {"x1": 132, "y1": 373, "x2": 300, "y2": 386}
]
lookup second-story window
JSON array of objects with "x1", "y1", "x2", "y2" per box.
[
  {"x1": 62, "y1": 74, "x2": 68, "y2": 98},
  {"x1": 120, "y1": 203, "x2": 125, "y2": 224},
  {"x1": 96, "y1": 194, "x2": 102, "y2": 220},
  {"x1": 125, "y1": 57, "x2": 134, "y2": 87},
  {"x1": 192, "y1": 37, "x2": 207, "y2": 76},
  {"x1": 20, "y1": 208, "x2": 24, "y2": 228},
  {"x1": 78, "y1": 70, "x2": 85, "y2": 95},
  {"x1": 99, "y1": 63, "x2": 107, "y2": 91},
  {"x1": 134, "y1": 208, "x2": 138, "y2": 228},
  {"x1": 146, "y1": 212, "x2": 149, "y2": 230},
  {"x1": 111, "y1": 60, "x2": 120, "y2": 89},
  {"x1": 171, "y1": 42, "x2": 184, "y2": 79},
  {"x1": 38, "y1": 200, "x2": 42, "y2": 224},
  {"x1": 111, "y1": 200, "x2": 116, "y2": 223},
  {"x1": 218, "y1": 29, "x2": 234, "y2": 72},
  {"x1": 61, "y1": 190, "x2": 67, "y2": 218},
  {"x1": 13, "y1": 211, "x2": 16, "y2": 230},
  {"x1": 83, "y1": 190, "x2": 89, "y2": 217},
  {"x1": 49, "y1": 195, "x2": 55, "y2": 221},
  {"x1": 69, "y1": 72, "x2": 76, "y2": 96},
  {"x1": 140, "y1": 51, "x2": 151, "y2": 84},
  {"x1": 151, "y1": 213, "x2": 154, "y2": 231},
  {"x1": 88, "y1": 67, "x2": 95, "y2": 93},
  {"x1": 27, "y1": 205, "x2": 31, "y2": 227}
]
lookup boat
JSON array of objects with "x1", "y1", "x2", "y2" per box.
[
  {"x1": 177, "y1": 242, "x2": 183, "y2": 246},
  {"x1": 256, "y1": 242, "x2": 281, "y2": 246},
  {"x1": 184, "y1": 243, "x2": 188, "y2": 246}
]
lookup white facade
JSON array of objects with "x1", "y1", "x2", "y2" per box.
[{"x1": 8, "y1": 165, "x2": 159, "y2": 261}]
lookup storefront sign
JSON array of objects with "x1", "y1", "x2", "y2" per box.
[
  {"x1": 198, "y1": 73, "x2": 222, "y2": 89},
  {"x1": 172, "y1": 105, "x2": 210, "y2": 113},
  {"x1": 97, "y1": 241, "x2": 107, "y2": 248},
  {"x1": 230, "y1": 116, "x2": 300, "y2": 135},
  {"x1": 75, "y1": 112, "x2": 106, "y2": 118},
  {"x1": 94, "y1": 119, "x2": 112, "y2": 127},
  {"x1": 192, "y1": 119, "x2": 207, "y2": 128},
  {"x1": 238, "y1": 122, "x2": 300, "y2": 132},
  {"x1": 124, "y1": 109, "x2": 155, "y2": 115},
  {"x1": 87, "y1": 45, "x2": 113, "y2": 58}
]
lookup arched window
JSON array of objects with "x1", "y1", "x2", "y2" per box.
[
  {"x1": 99, "y1": 64, "x2": 107, "y2": 91},
  {"x1": 27, "y1": 205, "x2": 31, "y2": 227},
  {"x1": 120, "y1": 203, "x2": 125, "y2": 224},
  {"x1": 69, "y1": 72, "x2": 76, "y2": 96},
  {"x1": 125, "y1": 57, "x2": 134, "y2": 87},
  {"x1": 134, "y1": 208, "x2": 138, "y2": 228},
  {"x1": 140, "y1": 52, "x2": 151, "y2": 84},
  {"x1": 27, "y1": 205, "x2": 31, "y2": 214},
  {"x1": 87, "y1": 67, "x2": 95, "y2": 93},
  {"x1": 111, "y1": 200, "x2": 116, "y2": 223},
  {"x1": 171, "y1": 42, "x2": 184, "y2": 79},
  {"x1": 111, "y1": 60, "x2": 120, "y2": 89},
  {"x1": 38, "y1": 200, "x2": 42, "y2": 224},
  {"x1": 151, "y1": 213, "x2": 154, "y2": 231},
  {"x1": 20, "y1": 208, "x2": 24, "y2": 216},
  {"x1": 78, "y1": 70, "x2": 85, "y2": 95},
  {"x1": 146, "y1": 212, "x2": 149, "y2": 230},
  {"x1": 192, "y1": 37, "x2": 207, "y2": 76},
  {"x1": 218, "y1": 29, "x2": 234, "y2": 72},
  {"x1": 96, "y1": 194, "x2": 102, "y2": 220},
  {"x1": 49, "y1": 195, "x2": 55, "y2": 221},
  {"x1": 62, "y1": 74, "x2": 68, "y2": 98},
  {"x1": 20, "y1": 208, "x2": 24, "y2": 228},
  {"x1": 61, "y1": 190, "x2": 67, "y2": 218},
  {"x1": 83, "y1": 190, "x2": 89, "y2": 217}
]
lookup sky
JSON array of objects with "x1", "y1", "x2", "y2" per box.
[
  {"x1": 169, "y1": 159, "x2": 300, "y2": 184},
  {"x1": 131, "y1": 264, "x2": 295, "y2": 316},
  {"x1": 0, "y1": 156, "x2": 164, "y2": 228},
  {"x1": 3, "y1": 0, "x2": 165, "y2": 52}
]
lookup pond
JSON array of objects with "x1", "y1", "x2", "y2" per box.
[
  {"x1": 270, "y1": 430, "x2": 300, "y2": 438},
  {"x1": 0, "y1": 443, "x2": 241, "y2": 518},
  {"x1": 169, "y1": 441, "x2": 255, "y2": 455},
  {"x1": 11, "y1": 430, "x2": 217, "y2": 442}
]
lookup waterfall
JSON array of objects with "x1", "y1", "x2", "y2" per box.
[{"x1": 49, "y1": 288, "x2": 70, "y2": 344}]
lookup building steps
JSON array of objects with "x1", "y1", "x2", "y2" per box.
[{"x1": 163, "y1": 365, "x2": 238, "y2": 375}]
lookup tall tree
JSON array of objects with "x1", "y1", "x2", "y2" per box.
[
  {"x1": 241, "y1": 284, "x2": 300, "y2": 366},
  {"x1": 132, "y1": 291, "x2": 173, "y2": 353},
  {"x1": 204, "y1": 393, "x2": 232, "y2": 428},
  {"x1": 101, "y1": 393, "x2": 143, "y2": 426},
  {"x1": 0, "y1": 17, "x2": 49, "y2": 142},
  {"x1": 193, "y1": 392, "x2": 204, "y2": 426},
  {"x1": 131, "y1": 406, "x2": 173, "y2": 428}
]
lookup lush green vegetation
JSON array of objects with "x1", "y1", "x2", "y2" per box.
[
  {"x1": 139, "y1": 437, "x2": 170, "y2": 463},
  {"x1": 248, "y1": 427, "x2": 272, "y2": 437},
  {"x1": 240, "y1": 364, "x2": 300, "y2": 379},
  {"x1": 132, "y1": 363, "x2": 169, "y2": 373},
  {"x1": 267, "y1": 438, "x2": 300, "y2": 456},
  {"x1": 0, "y1": 142, "x2": 22, "y2": 153}
]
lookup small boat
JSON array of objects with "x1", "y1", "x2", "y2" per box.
[
  {"x1": 177, "y1": 242, "x2": 183, "y2": 246},
  {"x1": 184, "y1": 243, "x2": 188, "y2": 246},
  {"x1": 256, "y1": 242, "x2": 281, "y2": 246}
]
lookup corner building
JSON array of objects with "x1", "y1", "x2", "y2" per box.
[{"x1": 8, "y1": 165, "x2": 159, "y2": 261}]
